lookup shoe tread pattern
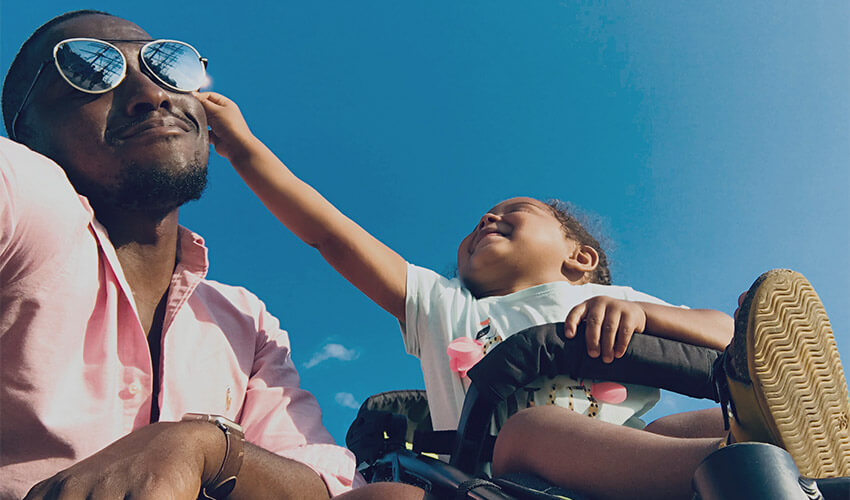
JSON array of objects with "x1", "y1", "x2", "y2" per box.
[{"x1": 749, "y1": 269, "x2": 850, "y2": 478}]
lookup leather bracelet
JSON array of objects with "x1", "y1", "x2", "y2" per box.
[{"x1": 181, "y1": 413, "x2": 245, "y2": 499}]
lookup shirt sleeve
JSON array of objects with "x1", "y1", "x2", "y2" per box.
[
  {"x1": 0, "y1": 138, "x2": 92, "y2": 287},
  {"x1": 401, "y1": 263, "x2": 472, "y2": 358},
  {"x1": 237, "y1": 306, "x2": 362, "y2": 496}
]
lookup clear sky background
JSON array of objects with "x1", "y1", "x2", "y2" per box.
[{"x1": 3, "y1": 1, "x2": 848, "y2": 446}]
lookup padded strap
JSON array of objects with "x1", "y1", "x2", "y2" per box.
[
  {"x1": 467, "y1": 322, "x2": 721, "y2": 406},
  {"x1": 493, "y1": 472, "x2": 587, "y2": 499},
  {"x1": 413, "y1": 430, "x2": 456, "y2": 455},
  {"x1": 455, "y1": 478, "x2": 503, "y2": 500},
  {"x1": 413, "y1": 430, "x2": 497, "y2": 461}
]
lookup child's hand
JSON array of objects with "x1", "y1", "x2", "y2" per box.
[
  {"x1": 564, "y1": 297, "x2": 646, "y2": 363},
  {"x1": 193, "y1": 91, "x2": 258, "y2": 161}
]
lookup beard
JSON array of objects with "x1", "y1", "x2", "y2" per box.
[
  {"x1": 113, "y1": 156, "x2": 208, "y2": 214},
  {"x1": 67, "y1": 149, "x2": 209, "y2": 218}
]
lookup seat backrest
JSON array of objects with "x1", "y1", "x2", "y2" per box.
[{"x1": 345, "y1": 389, "x2": 433, "y2": 466}]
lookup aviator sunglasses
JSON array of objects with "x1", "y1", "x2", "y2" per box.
[{"x1": 10, "y1": 38, "x2": 208, "y2": 141}]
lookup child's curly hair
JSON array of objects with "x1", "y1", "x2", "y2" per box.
[{"x1": 544, "y1": 199, "x2": 611, "y2": 285}]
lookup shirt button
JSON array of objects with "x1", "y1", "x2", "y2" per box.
[{"x1": 128, "y1": 382, "x2": 141, "y2": 395}]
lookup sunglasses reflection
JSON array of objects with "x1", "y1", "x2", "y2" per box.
[
  {"x1": 56, "y1": 39, "x2": 206, "y2": 94},
  {"x1": 57, "y1": 40, "x2": 124, "y2": 92}
]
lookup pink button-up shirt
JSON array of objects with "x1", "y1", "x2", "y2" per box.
[{"x1": 0, "y1": 138, "x2": 360, "y2": 498}]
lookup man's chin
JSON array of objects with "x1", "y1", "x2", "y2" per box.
[
  {"x1": 75, "y1": 155, "x2": 209, "y2": 216},
  {"x1": 116, "y1": 161, "x2": 208, "y2": 213}
]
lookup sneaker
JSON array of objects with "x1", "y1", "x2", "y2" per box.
[{"x1": 715, "y1": 269, "x2": 850, "y2": 478}]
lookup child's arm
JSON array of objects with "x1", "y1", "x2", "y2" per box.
[
  {"x1": 195, "y1": 92, "x2": 408, "y2": 321},
  {"x1": 564, "y1": 297, "x2": 733, "y2": 363}
]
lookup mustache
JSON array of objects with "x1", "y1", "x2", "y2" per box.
[{"x1": 106, "y1": 110, "x2": 197, "y2": 143}]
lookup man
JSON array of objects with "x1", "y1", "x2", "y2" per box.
[{"x1": 0, "y1": 10, "x2": 425, "y2": 499}]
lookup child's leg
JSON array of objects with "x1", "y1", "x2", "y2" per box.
[
  {"x1": 492, "y1": 405, "x2": 723, "y2": 500},
  {"x1": 718, "y1": 269, "x2": 850, "y2": 478},
  {"x1": 644, "y1": 407, "x2": 726, "y2": 438}
]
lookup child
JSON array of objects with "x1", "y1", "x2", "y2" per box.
[
  {"x1": 492, "y1": 269, "x2": 850, "y2": 498},
  {"x1": 194, "y1": 91, "x2": 733, "y2": 434}
]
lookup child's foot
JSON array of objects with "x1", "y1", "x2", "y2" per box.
[{"x1": 717, "y1": 269, "x2": 850, "y2": 478}]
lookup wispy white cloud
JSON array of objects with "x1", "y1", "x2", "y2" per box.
[
  {"x1": 335, "y1": 392, "x2": 361, "y2": 409},
  {"x1": 304, "y1": 343, "x2": 359, "y2": 368}
]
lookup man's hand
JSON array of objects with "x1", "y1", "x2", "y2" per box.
[
  {"x1": 193, "y1": 91, "x2": 261, "y2": 163},
  {"x1": 564, "y1": 296, "x2": 647, "y2": 363},
  {"x1": 24, "y1": 421, "x2": 222, "y2": 500}
]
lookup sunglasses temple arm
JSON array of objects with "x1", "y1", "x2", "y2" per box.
[{"x1": 9, "y1": 61, "x2": 50, "y2": 142}]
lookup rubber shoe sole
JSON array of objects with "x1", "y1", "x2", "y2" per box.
[{"x1": 729, "y1": 269, "x2": 850, "y2": 478}]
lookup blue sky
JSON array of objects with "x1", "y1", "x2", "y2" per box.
[{"x1": 3, "y1": 1, "x2": 848, "y2": 445}]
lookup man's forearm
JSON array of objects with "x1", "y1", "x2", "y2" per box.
[{"x1": 229, "y1": 442, "x2": 331, "y2": 500}]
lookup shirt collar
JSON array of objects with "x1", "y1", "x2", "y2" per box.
[{"x1": 176, "y1": 225, "x2": 209, "y2": 278}]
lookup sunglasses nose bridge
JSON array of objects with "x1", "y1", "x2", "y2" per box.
[{"x1": 115, "y1": 58, "x2": 175, "y2": 115}]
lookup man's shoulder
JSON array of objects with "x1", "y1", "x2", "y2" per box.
[
  {"x1": 0, "y1": 136, "x2": 35, "y2": 156},
  {"x1": 0, "y1": 138, "x2": 94, "y2": 266},
  {"x1": 0, "y1": 137, "x2": 81, "y2": 206},
  {"x1": 0, "y1": 137, "x2": 62, "y2": 174}
]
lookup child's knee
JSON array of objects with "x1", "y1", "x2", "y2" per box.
[
  {"x1": 644, "y1": 414, "x2": 678, "y2": 435},
  {"x1": 645, "y1": 408, "x2": 725, "y2": 438},
  {"x1": 493, "y1": 408, "x2": 535, "y2": 475},
  {"x1": 493, "y1": 406, "x2": 576, "y2": 475},
  {"x1": 499, "y1": 406, "x2": 558, "y2": 442}
]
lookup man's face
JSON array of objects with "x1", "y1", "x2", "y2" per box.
[{"x1": 17, "y1": 14, "x2": 209, "y2": 215}]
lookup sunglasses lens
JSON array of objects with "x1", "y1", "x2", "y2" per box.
[
  {"x1": 141, "y1": 41, "x2": 206, "y2": 91},
  {"x1": 55, "y1": 40, "x2": 125, "y2": 93}
]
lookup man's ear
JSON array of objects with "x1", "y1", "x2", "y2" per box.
[{"x1": 563, "y1": 244, "x2": 599, "y2": 282}]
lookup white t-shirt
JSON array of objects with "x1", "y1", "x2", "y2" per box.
[{"x1": 402, "y1": 264, "x2": 681, "y2": 431}]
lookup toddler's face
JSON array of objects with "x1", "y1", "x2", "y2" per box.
[{"x1": 457, "y1": 197, "x2": 577, "y2": 297}]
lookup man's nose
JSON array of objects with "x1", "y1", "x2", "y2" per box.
[{"x1": 117, "y1": 62, "x2": 172, "y2": 116}]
